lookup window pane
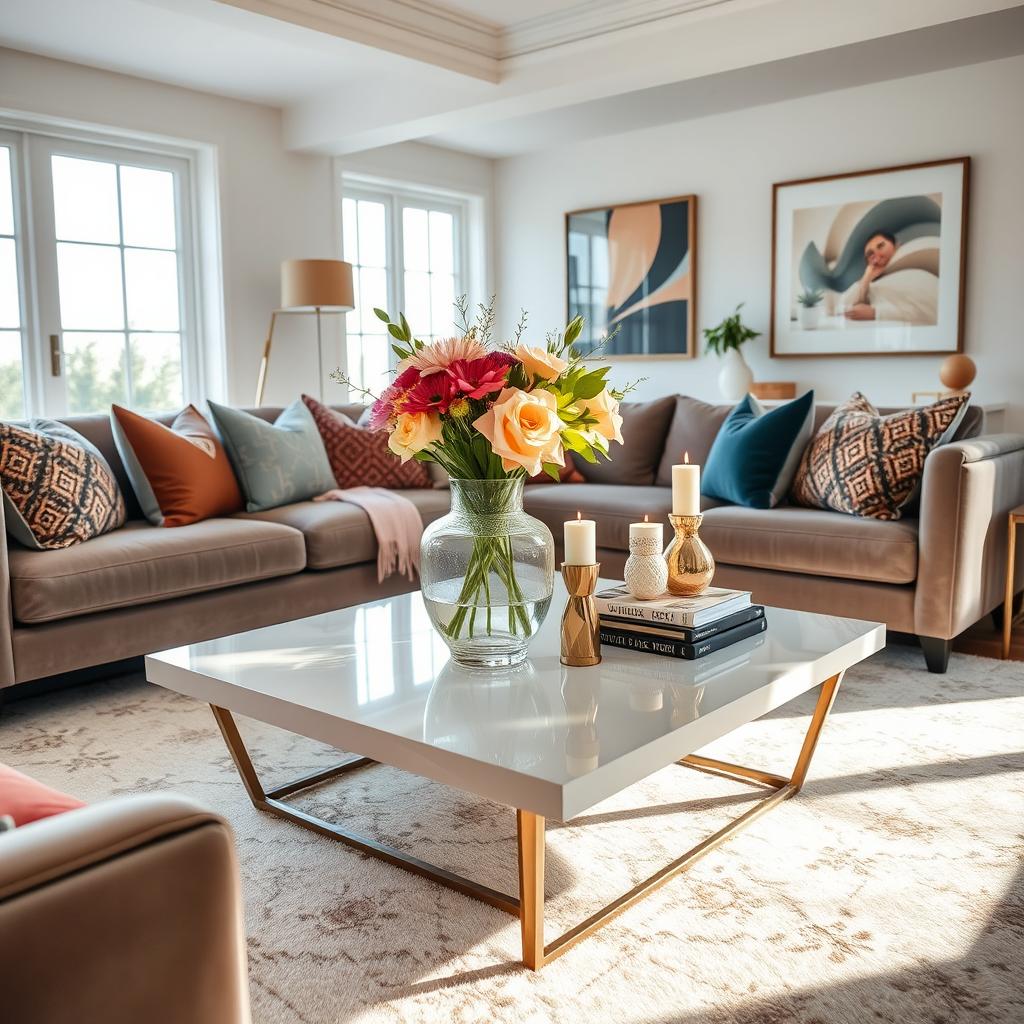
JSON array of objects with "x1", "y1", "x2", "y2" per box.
[
  {"x1": 0, "y1": 147, "x2": 13, "y2": 236},
  {"x1": 345, "y1": 333, "x2": 366, "y2": 393},
  {"x1": 357, "y1": 200, "x2": 386, "y2": 268},
  {"x1": 120, "y1": 165, "x2": 176, "y2": 249},
  {"x1": 358, "y1": 267, "x2": 386, "y2": 335},
  {"x1": 0, "y1": 238, "x2": 19, "y2": 328},
  {"x1": 361, "y1": 335, "x2": 390, "y2": 391},
  {"x1": 403, "y1": 207, "x2": 428, "y2": 272},
  {"x1": 0, "y1": 330, "x2": 24, "y2": 419},
  {"x1": 124, "y1": 248, "x2": 180, "y2": 330},
  {"x1": 64, "y1": 332, "x2": 127, "y2": 412},
  {"x1": 342, "y1": 197, "x2": 358, "y2": 262},
  {"x1": 430, "y1": 272, "x2": 455, "y2": 338},
  {"x1": 52, "y1": 156, "x2": 119, "y2": 244},
  {"x1": 428, "y1": 210, "x2": 454, "y2": 274},
  {"x1": 130, "y1": 332, "x2": 182, "y2": 410},
  {"x1": 57, "y1": 242, "x2": 124, "y2": 330},
  {"x1": 403, "y1": 271, "x2": 429, "y2": 333}
]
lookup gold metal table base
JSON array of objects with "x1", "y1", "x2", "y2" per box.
[{"x1": 210, "y1": 671, "x2": 843, "y2": 972}]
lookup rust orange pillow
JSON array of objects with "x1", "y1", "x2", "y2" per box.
[{"x1": 111, "y1": 404, "x2": 243, "y2": 527}]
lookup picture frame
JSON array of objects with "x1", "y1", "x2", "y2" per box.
[
  {"x1": 565, "y1": 194, "x2": 697, "y2": 359},
  {"x1": 770, "y1": 157, "x2": 969, "y2": 358}
]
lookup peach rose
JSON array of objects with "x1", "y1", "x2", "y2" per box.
[
  {"x1": 388, "y1": 411, "x2": 442, "y2": 463},
  {"x1": 514, "y1": 344, "x2": 568, "y2": 383},
  {"x1": 583, "y1": 389, "x2": 623, "y2": 445},
  {"x1": 473, "y1": 387, "x2": 565, "y2": 477}
]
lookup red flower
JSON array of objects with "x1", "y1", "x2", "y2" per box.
[
  {"x1": 366, "y1": 366, "x2": 424, "y2": 430},
  {"x1": 446, "y1": 353, "x2": 515, "y2": 401},
  {"x1": 401, "y1": 371, "x2": 456, "y2": 415}
]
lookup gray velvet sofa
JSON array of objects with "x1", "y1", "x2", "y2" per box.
[{"x1": 1, "y1": 396, "x2": 1021, "y2": 688}]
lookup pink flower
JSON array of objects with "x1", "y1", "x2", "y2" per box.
[
  {"x1": 401, "y1": 371, "x2": 456, "y2": 415},
  {"x1": 446, "y1": 353, "x2": 515, "y2": 401},
  {"x1": 366, "y1": 367, "x2": 421, "y2": 431},
  {"x1": 398, "y1": 336, "x2": 486, "y2": 375}
]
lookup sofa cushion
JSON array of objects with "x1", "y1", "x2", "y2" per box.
[
  {"x1": 701, "y1": 505, "x2": 919, "y2": 584},
  {"x1": 8, "y1": 518, "x2": 306, "y2": 625},
  {"x1": 207, "y1": 400, "x2": 336, "y2": 512},
  {"x1": 572, "y1": 396, "x2": 676, "y2": 486},
  {"x1": 655, "y1": 396, "x2": 731, "y2": 487},
  {"x1": 0, "y1": 763, "x2": 85, "y2": 827},
  {"x1": 239, "y1": 490, "x2": 451, "y2": 569}
]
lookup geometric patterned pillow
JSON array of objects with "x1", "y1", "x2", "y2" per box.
[
  {"x1": 301, "y1": 394, "x2": 432, "y2": 490},
  {"x1": 0, "y1": 419, "x2": 125, "y2": 549},
  {"x1": 790, "y1": 391, "x2": 970, "y2": 520}
]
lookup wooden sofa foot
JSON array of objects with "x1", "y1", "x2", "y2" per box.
[{"x1": 919, "y1": 635, "x2": 952, "y2": 674}]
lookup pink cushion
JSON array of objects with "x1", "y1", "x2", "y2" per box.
[{"x1": 0, "y1": 762, "x2": 85, "y2": 826}]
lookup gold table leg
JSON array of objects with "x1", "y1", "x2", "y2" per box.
[
  {"x1": 1004, "y1": 512, "x2": 1021, "y2": 660},
  {"x1": 210, "y1": 673, "x2": 842, "y2": 972}
]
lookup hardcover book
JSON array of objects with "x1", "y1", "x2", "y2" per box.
[
  {"x1": 595, "y1": 585, "x2": 751, "y2": 628},
  {"x1": 599, "y1": 604, "x2": 764, "y2": 642},
  {"x1": 599, "y1": 615, "x2": 768, "y2": 661}
]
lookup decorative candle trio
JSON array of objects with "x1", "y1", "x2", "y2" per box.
[{"x1": 560, "y1": 454, "x2": 715, "y2": 667}]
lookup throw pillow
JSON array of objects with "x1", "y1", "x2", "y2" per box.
[
  {"x1": 0, "y1": 762, "x2": 85, "y2": 827},
  {"x1": 702, "y1": 391, "x2": 816, "y2": 509},
  {"x1": 572, "y1": 395, "x2": 676, "y2": 486},
  {"x1": 0, "y1": 419, "x2": 125, "y2": 550},
  {"x1": 791, "y1": 391, "x2": 970, "y2": 520},
  {"x1": 301, "y1": 394, "x2": 432, "y2": 489},
  {"x1": 207, "y1": 399, "x2": 336, "y2": 513},
  {"x1": 111, "y1": 404, "x2": 244, "y2": 527},
  {"x1": 655, "y1": 396, "x2": 732, "y2": 487}
]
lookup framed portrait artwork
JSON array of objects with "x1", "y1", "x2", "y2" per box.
[
  {"x1": 565, "y1": 194, "x2": 697, "y2": 358},
  {"x1": 771, "y1": 157, "x2": 969, "y2": 357}
]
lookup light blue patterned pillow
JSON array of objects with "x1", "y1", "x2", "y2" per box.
[{"x1": 206, "y1": 400, "x2": 335, "y2": 512}]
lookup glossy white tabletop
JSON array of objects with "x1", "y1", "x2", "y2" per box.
[{"x1": 146, "y1": 584, "x2": 885, "y2": 820}]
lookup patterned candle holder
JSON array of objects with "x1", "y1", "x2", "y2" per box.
[
  {"x1": 560, "y1": 563, "x2": 601, "y2": 667},
  {"x1": 624, "y1": 531, "x2": 669, "y2": 600},
  {"x1": 666, "y1": 514, "x2": 715, "y2": 596}
]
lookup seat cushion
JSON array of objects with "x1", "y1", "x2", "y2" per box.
[
  {"x1": 8, "y1": 518, "x2": 306, "y2": 624},
  {"x1": 701, "y1": 505, "x2": 919, "y2": 584},
  {"x1": 240, "y1": 490, "x2": 451, "y2": 569},
  {"x1": 0, "y1": 763, "x2": 85, "y2": 828}
]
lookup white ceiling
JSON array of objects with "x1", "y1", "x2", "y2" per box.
[{"x1": 1, "y1": 0, "x2": 1022, "y2": 155}]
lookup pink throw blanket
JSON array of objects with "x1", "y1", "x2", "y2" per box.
[{"x1": 314, "y1": 486, "x2": 423, "y2": 582}]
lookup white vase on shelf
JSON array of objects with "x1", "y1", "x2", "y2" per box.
[{"x1": 717, "y1": 347, "x2": 754, "y2": 401}]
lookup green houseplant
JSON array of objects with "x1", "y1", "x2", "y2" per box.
[{"x1": 703, "y1": 304, "x2": 761, "y2": 401}]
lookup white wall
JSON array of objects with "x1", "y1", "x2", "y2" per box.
[
  {"x1": 0, "y1": 48, "x2": 337, "y2": 408},
  {"x1": 494, "y1": 56, "x2": 1024, "y2": 432}
]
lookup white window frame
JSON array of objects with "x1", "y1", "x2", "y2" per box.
[{"x1": 0, "y1": 114, "x2": 216, "y2": 417}]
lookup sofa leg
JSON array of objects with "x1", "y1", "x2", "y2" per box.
[{"x1": 919, "y1": 636, "x2": 953, "y2": 674}]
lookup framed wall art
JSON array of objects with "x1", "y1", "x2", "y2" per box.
[
  {"x1": 566, "y1": 194, "x2": 696, "y2": 358},
  {"x1": 771, "y1": 157, "x2": 969, "y2": 357}
]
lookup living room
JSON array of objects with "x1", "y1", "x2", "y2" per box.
[{"x1": 1, "y1": 2, "x2": 1022, "y2": 1022}]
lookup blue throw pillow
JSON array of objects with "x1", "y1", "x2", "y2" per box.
[
  {"x1": 702, "y1": 391, "x2": 815, "y2": 509},
  {"x1": 207, "y1": 400, "x2": 336, "y2": 512}
]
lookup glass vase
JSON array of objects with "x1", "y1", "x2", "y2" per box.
[{"x1": 420, "y1": 478, "x2": 555, "y2": 668}]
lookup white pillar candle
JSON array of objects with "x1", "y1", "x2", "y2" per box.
[
  {"x1": 629, "y1": 515, "x2": 663, "y2": 549},
  {"x1": 671, "y1": 453, "x2": 701, "y2": 516},
  {"x1": 564, "y1": 512, "x2": 596, "y2": 565}
]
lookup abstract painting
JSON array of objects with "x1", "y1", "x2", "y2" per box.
[
  {"x1": 771, "y1": 157, "x2": 969, "y2": 357},
  {"x1": 566, "y1": 194, "x2": 696, "y2": 358}
]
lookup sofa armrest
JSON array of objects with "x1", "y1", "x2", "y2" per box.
[
  {"x1": 915, "y1": 433, "x2": 1024, "y2": 639},
  {"x1": 0, "y1": 794, "x2": 251, "y2": 1024},
  {"x1": 0, "y1": 495, "x2": 14, "y2": 687}
]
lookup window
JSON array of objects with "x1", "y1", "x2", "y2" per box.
[
  {"x1": 0, "y1": 128, "x2": 197, "y2": 417},
  {"x1": 341, "y1": 185, "x2": 465, "y2": 395}
]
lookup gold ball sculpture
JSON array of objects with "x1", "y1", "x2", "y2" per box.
[{"x1": 939, "y1": 354, "x2": 976, "y2": 392}]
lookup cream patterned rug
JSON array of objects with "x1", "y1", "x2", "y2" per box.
[{"x1": 2, "y1": 645, "x2": 1022, "y2": 1024}]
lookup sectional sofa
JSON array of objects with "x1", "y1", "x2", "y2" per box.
[{"x1": 1, "y1": 396, "x2": 1021, "y2": 689}]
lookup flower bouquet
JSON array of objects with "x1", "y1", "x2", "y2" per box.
[{"x1": 335, "y1": 298, "x2": 631, "y2": 667}]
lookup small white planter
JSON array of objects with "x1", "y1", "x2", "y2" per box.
[
  {"x1": 717, "y1": 347, "x2": 754, "y2": 401},
  {"x1": 798, "y1": 305, "x2": 822, "y2": 329}
]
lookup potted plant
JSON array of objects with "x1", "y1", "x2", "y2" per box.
[
  {"x1": 703, "y1": 304, "x2": 760, "y2": 401},
  {"x1": 797, "y1": 288, "x2": 824, "y2": 329}
]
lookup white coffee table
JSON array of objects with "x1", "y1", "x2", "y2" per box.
[{"x1": 146, "y1": 586, "x2": 884, "y2": 971}]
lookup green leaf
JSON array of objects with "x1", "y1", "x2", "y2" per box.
[
  {"x1": 391, "y1": 344, "x2": 410, "y2": 359},
  {"x1": 373, "y1": 308, "x2": 391, "y2": 323},
  {"x1": 563, "y1": 315, "x2": 584, "y2": 346},
  {"x1": 542, "y1": 462, "x2": 562, "y2": 482},
  {"x1": 387, "y1": 323, "x2": 405, "y2": 341},
  {"x1": 574, "y1": 369, "x2": 609, "y2": 400},
  {"x1": 399, "y1": 313, "x2": 412, "y2": 340}
]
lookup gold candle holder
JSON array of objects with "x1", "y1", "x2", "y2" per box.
[
  {"x1": 666, "y1": 514, "x2": 715, "y2": 596},
  {"x1": 560, "y1": 563, "x2": 601, "y2": 667}
]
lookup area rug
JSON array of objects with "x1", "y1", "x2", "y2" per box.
[{"x1": 2, "y1": 645, "x2": 1022, "y2": 1024}]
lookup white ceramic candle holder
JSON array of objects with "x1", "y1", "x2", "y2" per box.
[{"x1": 624, "y1": 531, "x2": 669, "y2": 600}]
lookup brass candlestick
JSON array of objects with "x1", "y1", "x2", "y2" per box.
[
  {"x1": 560, "y1": 563, "x2": 601, "y2": 667},
  {"x1": 666, "y1": 514, "x2": 715, "y2": 596}
]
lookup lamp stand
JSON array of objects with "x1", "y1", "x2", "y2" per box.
[{"x1": 254, "y1": 308, "x2": 334, "y2": 407}]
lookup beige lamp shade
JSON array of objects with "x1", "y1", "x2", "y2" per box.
[{"x1": 280, "y1": 259, "x2": 354, "y2": 312}]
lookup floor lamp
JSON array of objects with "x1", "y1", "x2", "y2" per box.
[{"x1": 255, "y1": 259, "x2": 355, "y2": 406}]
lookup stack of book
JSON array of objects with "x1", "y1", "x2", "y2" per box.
[{"x1": 595, "y1": 585, "x2": 767, "y2": 661}]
